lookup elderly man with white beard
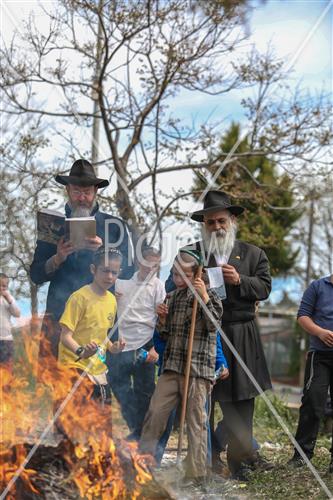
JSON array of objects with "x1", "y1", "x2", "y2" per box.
[{"x1": 166, "y1": 190, "x2": 272, "y2": 481}]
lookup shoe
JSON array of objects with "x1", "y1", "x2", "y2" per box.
[
  {"x1": 125, "y1": 431, "x2": 141, "y2": 442},
  {"x1": 247, "y1": 453, "x2": 274, "y2": 471},
  {"x1": 231, "y1": 465, "x2": 251, "y2": 482},
  {"x1": 211, "y1": 455, "x2": 225, "y2": 474},
  {"x1": 287, "y1": 455, "x2": 307, "y2": 468}
]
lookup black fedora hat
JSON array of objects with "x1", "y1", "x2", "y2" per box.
[
  {"x1": 55, "y1": 159, "x2": 109, "y2": 189},
  {"x1": 191, "y1": 190, "x2": 244, "y2": 222}
]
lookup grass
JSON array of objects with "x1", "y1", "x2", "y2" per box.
[{"x1": 238, "y1": 393, "x2": 333, "y2": 499}]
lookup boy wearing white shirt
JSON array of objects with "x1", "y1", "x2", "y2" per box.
[
  {"x1": 109, "y1": 247, "x2": 165, "y2": 440},
  {"x1": 0, "y1": 273, "x2": 21, "y2": 368}
]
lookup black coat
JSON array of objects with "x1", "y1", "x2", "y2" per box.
[{"x1": 166, "y1": 239, "x2": 272, "y2": 401}]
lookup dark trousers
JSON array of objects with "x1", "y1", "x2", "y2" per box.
[
  {"x1": 107, "y1": 348, "x2": 155, "y2": 436},
  {"x1": 294, "y1": 351, "x2": 333, "y2": 459},
  {"x1": 0, "y1": 340, "x2": 14, "y2": 366},
  {"x1": 218, "y1": 398, "x2": 255, "y2": 474}
]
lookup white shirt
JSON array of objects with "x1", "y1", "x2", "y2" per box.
[
  {"x1": 0, "y1": 295, "x2": 21, "y2": 341},
  {"x1": 214, "y1": 251, "x2": 231, "y2": 266},
  {"x1": 115, "y1": 272, "x2": 166, "y2": 351}
]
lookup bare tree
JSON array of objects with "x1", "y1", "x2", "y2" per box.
[
  {"x1": 1, "y1": 0, "x2": 331, "y2": 250},
  {"x1": 0, "y1": 116, "x2": 61, "y2": 314},
  {"x1": 292, "y1": 184, "x2": 333, "y2": 285}
]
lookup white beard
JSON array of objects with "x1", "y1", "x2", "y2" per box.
[{"x1": 201, "y1": 221, "x2": 237, "y2": 261}]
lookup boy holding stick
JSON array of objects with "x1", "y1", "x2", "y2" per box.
[{"x1": 139, "y1": 250, "x2": 223, "y2": 485}]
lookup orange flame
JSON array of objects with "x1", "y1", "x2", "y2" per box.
[{"x1": 0, "y1": 317, "x2": 153, "y2": 498}]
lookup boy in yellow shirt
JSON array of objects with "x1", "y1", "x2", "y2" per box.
[{"x1": 58, "y1": 248, "x2": 125, "y2": 404}]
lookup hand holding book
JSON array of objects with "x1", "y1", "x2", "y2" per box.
[
  {"x1": 54, "y1": 238, "x2": 75, "y2": 267},
  {"x1": 37, "y1": 209, "x2": 99, "y2": 251},
  {"x1": 82, "y1": 235, "x2": 102, "y2": 251}
]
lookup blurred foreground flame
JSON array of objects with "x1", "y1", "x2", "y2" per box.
[{"x1": 0, "y1": 316, "x2": 152, "y2": 498}]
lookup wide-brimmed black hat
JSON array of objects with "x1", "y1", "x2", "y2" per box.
[
  {"x1": 55, "y1": 159, "x2": 109, "y2": 188},
  {"x1": 190, "y1": 190, "x2": 244, "y2": 222}
]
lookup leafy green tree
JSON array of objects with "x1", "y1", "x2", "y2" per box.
[{"x1": 193, "y1": 122, "x2": 301, "y2": 275}]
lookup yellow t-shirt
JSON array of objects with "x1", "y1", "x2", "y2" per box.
[{"x1": 58, "y1": 285, "x2": 117, "y2": 375}]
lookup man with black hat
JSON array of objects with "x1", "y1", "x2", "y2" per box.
[
  {"x1": 167, "y1": 190, "x2": 272, "y2": 480},
  {"x1": 30, "y1": 159, "x2": 134, "y2": 359}
]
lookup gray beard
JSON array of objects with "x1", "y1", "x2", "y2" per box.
[
  {"x1": 71, "y1": 206, "x2": 91, "y2": 218},
  {"x1": 70, "y1": 202, "x2": 97, "y2": 218},
  {"x1": 201, "y1": 223, "x2": 237, "y2": 261}
]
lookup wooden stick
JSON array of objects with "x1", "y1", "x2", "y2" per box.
[{"x1": 177, "y1": 265, "x2": 203, "y2": 464}]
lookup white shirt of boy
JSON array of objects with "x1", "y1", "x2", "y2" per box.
[
  {"x1": 115, "y1": 272, "x2": 165, "y2": 352},
  {"x1": 0, "y1": 294, "x2": 20, "y2": 341}
]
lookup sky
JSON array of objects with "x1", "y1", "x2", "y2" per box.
[{"x1": 2, "y1": 0, "x2": 332, "y2": 316}]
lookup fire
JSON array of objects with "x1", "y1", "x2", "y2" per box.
[{"x1": 0, "y1": 317, "x2": 153, "y2": 498}]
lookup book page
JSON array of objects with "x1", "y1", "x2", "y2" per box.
[{"x1": 65, "y1": 218, "x2": 96, "y2": 248}]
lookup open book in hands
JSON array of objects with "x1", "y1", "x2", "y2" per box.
[{"x1": 37, "y1": 209, "x2": 96, "y2": 248}]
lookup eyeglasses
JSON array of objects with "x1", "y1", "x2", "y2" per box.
[
  {"x1": 69, "y1": 187, "x2": 95, "y2": 197},
  {"x1": 204, "y1": 218, "x2": 229, "y2": 226}
]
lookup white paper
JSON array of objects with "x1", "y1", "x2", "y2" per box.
[
  {"x1": 207, "y1": 266, "x2": 227, "y2": 300},
  {"x1": 207, "y1": 267, "x2": 224, "y2": 288}
]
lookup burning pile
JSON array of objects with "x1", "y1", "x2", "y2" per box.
[{"x1": 0, "y1": 318, "x2": 168, "y2": 499}]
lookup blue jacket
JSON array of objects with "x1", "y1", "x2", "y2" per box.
[
  {"x1": 153, "y1": 330, "x2": 228, "y2": 376},
  {"x1": 30, "y1": 203, "x2": 134, "y2": 320}
]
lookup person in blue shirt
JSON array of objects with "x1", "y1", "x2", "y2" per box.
[
  {"x1": 153, "y1": 329, "x2": 229, "y2": 466},
  {"x1": 289, "y1": 275, "x2": 333, "y2": 470}
]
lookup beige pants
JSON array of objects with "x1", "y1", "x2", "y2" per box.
[{"x1": 140, "y1": 371, "x2": 211, "y2": 478}]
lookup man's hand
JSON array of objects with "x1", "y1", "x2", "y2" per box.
[
  {"x1": 109, "y1": 338, "x2": 126, "y2": 353},
  {"x1": 55, "y1": 238, "x2": 75, "y2": 266},
  {"x1": 318, "y1": 330, "x2": 333, "y2": 347},
  {"x1": 81, "y1": 342, "x2": 98, "y2": 359},
  {"x1": 221, "y1": 264, "x2": 240, "y2": 285},
  {"x1": 194, "y1": 277, "x2": 209, "y2": 304},
  {"x1": 83, "y1": 236, "x2": 103, "y2": 251},
  {"x1": 146, "y1": 347, "x2": 159, "y2": 364}
]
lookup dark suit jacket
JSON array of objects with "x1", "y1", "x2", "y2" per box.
[
  {"x1": 166, "y1": 239, "x2": 271, "y2": 319},
  {"x1": 30, "y1": 202, "x2": 134, "y2": 321}
]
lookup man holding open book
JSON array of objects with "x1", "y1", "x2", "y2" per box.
[{"x1": 30, "y1": 159, "x2": 134, "y2": 359}]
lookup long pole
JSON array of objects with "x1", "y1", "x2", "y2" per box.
[{"x1": 177, "y1": 265, "x2": 203, "y2": 464}]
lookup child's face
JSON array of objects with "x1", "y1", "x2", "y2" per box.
[
  {"x1": 0, "y1": 278, "x2": 9, "y2": 295},
  {"x1": 91, "y1": 259, "x2": 121, "y2": 290},
  {"x1": 138, "y1": 255, "x2": 161, "y2": 279},
  {"x1": 172, "y1": 263, "x2": 195, "y2": 290}
]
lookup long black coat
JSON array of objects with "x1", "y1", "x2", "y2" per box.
[{"x1": 166, "y1": 239, "x2": 272, "y2": 401}]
